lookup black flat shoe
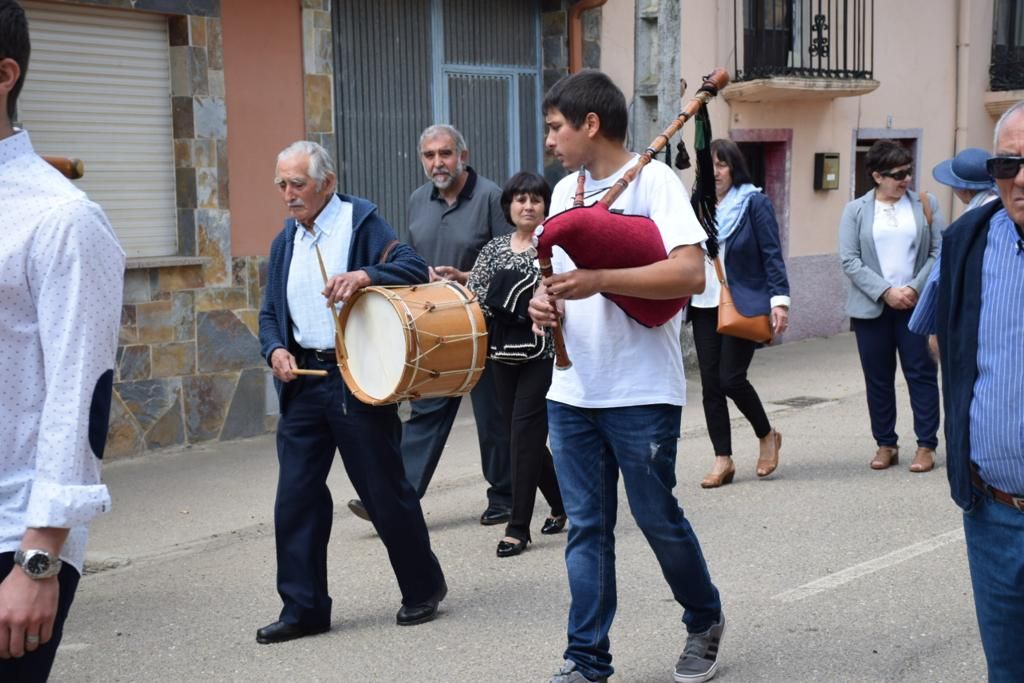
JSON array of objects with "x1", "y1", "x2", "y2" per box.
[
  {"x1": 396, "y1": 581, "x2": 447, "y2": 626},
  {"x1": 255, "y1": 620, "x2": 329, "y2": 644},
  {"x1": 541, "y1": 515, "x2": 567, "y2": 535},
  {"x1": 479, "y1": 505, "x2": 511, "y2": 526},
  {"x1": 347, "y1": 499, "x2": 371, "y2": 522},
  {"x1": 496, "y1": 537, "x2": 529, "y2": 558}
]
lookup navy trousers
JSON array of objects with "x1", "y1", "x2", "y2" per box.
[
  {"x1": 0, "y1": 554, "x2": 80, "y2": 683},
  {"x1": 401, "y1": 360, "x2": 512, "y2": 507},
  {"x1": 274, "y1": 358, "x2": 444, "y2": 627},
  {"x1": 852, "y1": 305, "x2": 940, "y2": 449}
]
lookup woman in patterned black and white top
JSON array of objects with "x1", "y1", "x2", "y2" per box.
[{"x1": 467, "y1": 172, "x2": 566, "y2": 558}]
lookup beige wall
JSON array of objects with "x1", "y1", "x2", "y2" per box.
[
  {"x1": 601, "y1": 0, "x2": 1000, "y2": 256},
  {"x1": 601, "y1": 1, "x2": 634, "y2": 100},
  {"x1": 222, "y1": 0, "x2": 306, "y2": 257}
]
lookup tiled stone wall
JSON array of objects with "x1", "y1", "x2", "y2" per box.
[
  {"x1": 302, "y1": 0, "x2": 336, "y2": 155},
  {"x1": 109, "y1": 256, "x2": 270, "y2": 457}
]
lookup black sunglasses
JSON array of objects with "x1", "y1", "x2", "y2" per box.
[
  {"x1": 879, "y1": 168, "x2": 912, "y2": 181},
  {"x1": 986, "y1": 156, "x2": 1024, "y2": 180}
]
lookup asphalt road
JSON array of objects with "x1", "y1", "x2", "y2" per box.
[{"x1": 50, "y1": 333, "x2": 985, "y2": 682}]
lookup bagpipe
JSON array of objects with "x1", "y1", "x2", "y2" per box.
[
  {"x1": 533, "y1": 68, "x2": 729, "y2": 370},
  {"x1": 43, "y1": 155, "x2": 85, "y2": 179}
]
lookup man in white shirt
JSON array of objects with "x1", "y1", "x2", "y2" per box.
[
  {"x1": 529, "y1": 70, "x2": 724, "y2": 683},
  {"x1": 0, "y1": 2, "x2": 124, "y2": 678}
]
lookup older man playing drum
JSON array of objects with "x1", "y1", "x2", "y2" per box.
[{"x1": 256, "y1": 141, "x2": 447, "y2": 644}]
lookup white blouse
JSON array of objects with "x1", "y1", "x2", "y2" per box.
[{"x1": 872, "y1": 195, "x2": 917, "y2": 288}]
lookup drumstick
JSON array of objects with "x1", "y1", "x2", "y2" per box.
[
  {"x1": 293, "y1": 369, "x2": 328, "y2": 377},
  {"x1": 42, "y1": 155, "x2": 85, "y2": 180}
]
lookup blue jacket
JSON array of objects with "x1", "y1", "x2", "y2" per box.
[
  {"x1": 935, "y1": 199, "x2": 1002, "y2": 510},
  {"x1": 724, "y1": 193, "x2": 790, "y2": 317},
  {"x1": 258, "y1": 193, "x2": 428, "y2": 410}
]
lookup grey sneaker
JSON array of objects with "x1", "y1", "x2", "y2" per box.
[
  {"x1": 549, "y1": 659, "x2": 608, "y2": 683},
  {"x1": 674, "y1": 613, "x2": 725, "y2": 682}
]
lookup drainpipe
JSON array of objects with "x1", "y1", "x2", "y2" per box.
[
  {"x1": 953, "y1": 0, "x2": 971, "y2": 219},
  {"x1": 568, "y1": 0, "x2": 608, "y2": 73}
]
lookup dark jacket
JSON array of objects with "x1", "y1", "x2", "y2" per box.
[
  {"x1": 258, "y1": 193, "x2": 428, "y2": 411},
  {"x1": 723, "y1": 192, "x2": 790, "y2": 317},
  {"x1": 935, "y1": 199, "x2": 1002, "y2": 510}
]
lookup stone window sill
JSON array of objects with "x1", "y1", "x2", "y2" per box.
[{"x1": 125, "y1": 256, "x2": 210, "y2": 270}]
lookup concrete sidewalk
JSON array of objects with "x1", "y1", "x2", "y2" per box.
[{"x1": 85, "y1": 332, "x2": 865, "y2": 570}]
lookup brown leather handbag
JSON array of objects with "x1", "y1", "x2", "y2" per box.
[{"x1": 713, "y1": 257, "x2": 773, "y2": 344}]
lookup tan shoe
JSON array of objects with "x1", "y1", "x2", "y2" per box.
[
  {"x1": 756, "y1": 429, "x2": 782, "y2": 477},
  {"x1": 870, "y1": 446, "x2": 899, "y2": 470},
  {"x1": 701, "y1": 460, "x2": 736, "y2": 488},
  {"x1": 910, "y1": 447, "x2": 935, "y2": 473}
]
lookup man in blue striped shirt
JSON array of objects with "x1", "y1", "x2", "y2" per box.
[{"x1": 909, "y1": 102, "x2": 1024, "y2": 682}]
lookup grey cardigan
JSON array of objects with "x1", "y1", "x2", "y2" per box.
[{"x1": 839, "y1": 189, "x2": 944, "y2": 319}]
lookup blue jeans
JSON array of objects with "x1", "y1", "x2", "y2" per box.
[
  {"x1": 547, "y1": 401, "x2": 722, "y2": 680},
  {"x1": 963, "y1": 494, "x2": 1024, "y2": 683}
]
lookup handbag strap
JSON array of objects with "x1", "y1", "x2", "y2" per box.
[
  {"x1": 920, "y1": 191, "x2": 932, "y2": 228},
  {"x1": 712, "y1": 256, "x2": 727, "y2": 285}
]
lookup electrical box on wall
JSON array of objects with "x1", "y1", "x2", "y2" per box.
[{"x1": 814, "y1": 153, "x2": 840, "y2": 190}]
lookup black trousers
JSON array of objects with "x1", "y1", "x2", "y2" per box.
[
  {"x1": 274, "y1": 356, "x2": 444, "y2": 627},
  {"x1": 851, "y1": 306, "x2": 939, "y2": 449},
  {"x1": 690, "y1": 306, "x2": 772, "y2": 456},
  {"x1": 400, "y1": 361, "x2": 513, "y2": 507},
  {"x1": 490, "y1": 357, "x2": 564, "y2": 542},
  {"x1": 0, "y1": 553, "x2": 80, "y2": 683}
]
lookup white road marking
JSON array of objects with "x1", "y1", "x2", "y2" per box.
[{"x1": 773, "y1": 527, "x2": 966, "y2": 603}]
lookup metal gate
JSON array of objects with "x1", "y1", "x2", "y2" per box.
[{"x1": 332, "y1": 0, "x2": 542, "y2": 231}]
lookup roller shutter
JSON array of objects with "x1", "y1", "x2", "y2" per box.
[{"x1": 18, "y1": 1, "x2": 177, "y2": 258}]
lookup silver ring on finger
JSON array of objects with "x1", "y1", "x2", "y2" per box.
[{"x1": 25, "y1": 634, "x2": 40, "y2": 645}]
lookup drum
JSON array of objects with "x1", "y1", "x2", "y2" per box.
[{"x1": 336, "y1": 281, "x2": 488, "y2": 405}]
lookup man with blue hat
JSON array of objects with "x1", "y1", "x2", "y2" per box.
[{"x1": 932, "y1": 147, "x2": 998, "y2": 212}]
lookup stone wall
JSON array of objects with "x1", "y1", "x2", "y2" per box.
[{"x1": 108, "y1": 256, "x2": 271, "y2": 457}]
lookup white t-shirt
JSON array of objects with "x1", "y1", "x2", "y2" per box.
[
  {"x1": 872, "y1": 195, "x2": 917, "y2": 287},
  {"x1": 546, "y1": 155, "x2": 707, "y2": 408}
]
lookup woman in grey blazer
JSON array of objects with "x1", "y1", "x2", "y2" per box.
[{"x1": 839, "y1": 140, "x2": 944, "y2": 473}]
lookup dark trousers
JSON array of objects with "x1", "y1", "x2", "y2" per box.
[
  {"x1": 0, "y1": 554, "x2": 80, "y2": 683},
  {"x1": 851, "y1": 306, "x2": 940, "y2": 449},
  {"x1": 401, "y1": 360, "x2": 512, "y2": 507},
  {"x1": 490, "y1": 357, "x2": 565, "y2": 542},
  {"x1": 690, "y1": 306, "x2": 772, "y2": 456},
  {"x1": 274, "y1": 358, "x2": 444, "y2": 627}
]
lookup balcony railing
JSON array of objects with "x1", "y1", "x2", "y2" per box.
[{"x1": 733, "y1": 0, "x2": 874, "y2": 82}]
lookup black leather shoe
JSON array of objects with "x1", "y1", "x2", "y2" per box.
[
  {"x1": 541, "y1": 515, "x2": 568, "y2": 535},
  {"x1": 496, "y1": 537, "x2": 529, "y2": 557},
  {"x1": 347, "y1": 499, "x2": 371, "y2": 522},
  {"x1": 255, "y1": 620, "x2": 329, "y2": 644},
  {"x1": 396, "y1": 581, "x2": 447, "y2": 626},
  {"x1": 479, "y1": 505, "x2": 511, "y2": 526}
]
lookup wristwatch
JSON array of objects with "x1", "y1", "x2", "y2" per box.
[{"x1": 13, "y1": 549, "x2": 62, "y2": 579}]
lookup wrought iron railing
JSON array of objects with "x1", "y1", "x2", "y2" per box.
[
  {"x1": 733, "y1": 0, "x2": 874, "y2": 81},
  {"x1": 991, "y1": 0, "x2": 1024, "y2": 91}
]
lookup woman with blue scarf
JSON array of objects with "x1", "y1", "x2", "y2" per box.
[{"x1": 689, "y1": 139, "x2": 791, "y2": 488}]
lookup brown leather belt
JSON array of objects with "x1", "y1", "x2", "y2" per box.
[{"x1": 971, "y1": 470, "x2": 1024, "y2": 512}]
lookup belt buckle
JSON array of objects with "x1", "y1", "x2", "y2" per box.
[
  {"x1": 1013, "y1": 496, "x2": 1024, "y2": 513},
  {"x1": 314, "y1": 349, "x2": 334, "y2": 362}
]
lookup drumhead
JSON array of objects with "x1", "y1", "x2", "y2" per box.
[{"x1": 343, "y1": 290, "x2": 407, "y2": 400}]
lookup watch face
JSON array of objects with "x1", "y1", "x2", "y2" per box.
[{"x1": 25, "y1": 552, "x2": 51, "y2": 575}]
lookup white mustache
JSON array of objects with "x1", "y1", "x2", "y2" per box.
[{"x1": 288, "y1": 201, "x2": 306, "y2": 208}]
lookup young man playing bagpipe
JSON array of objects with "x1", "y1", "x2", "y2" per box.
[{"x1": 529, "y1": 70, "x2": 726, "y2": 683}]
